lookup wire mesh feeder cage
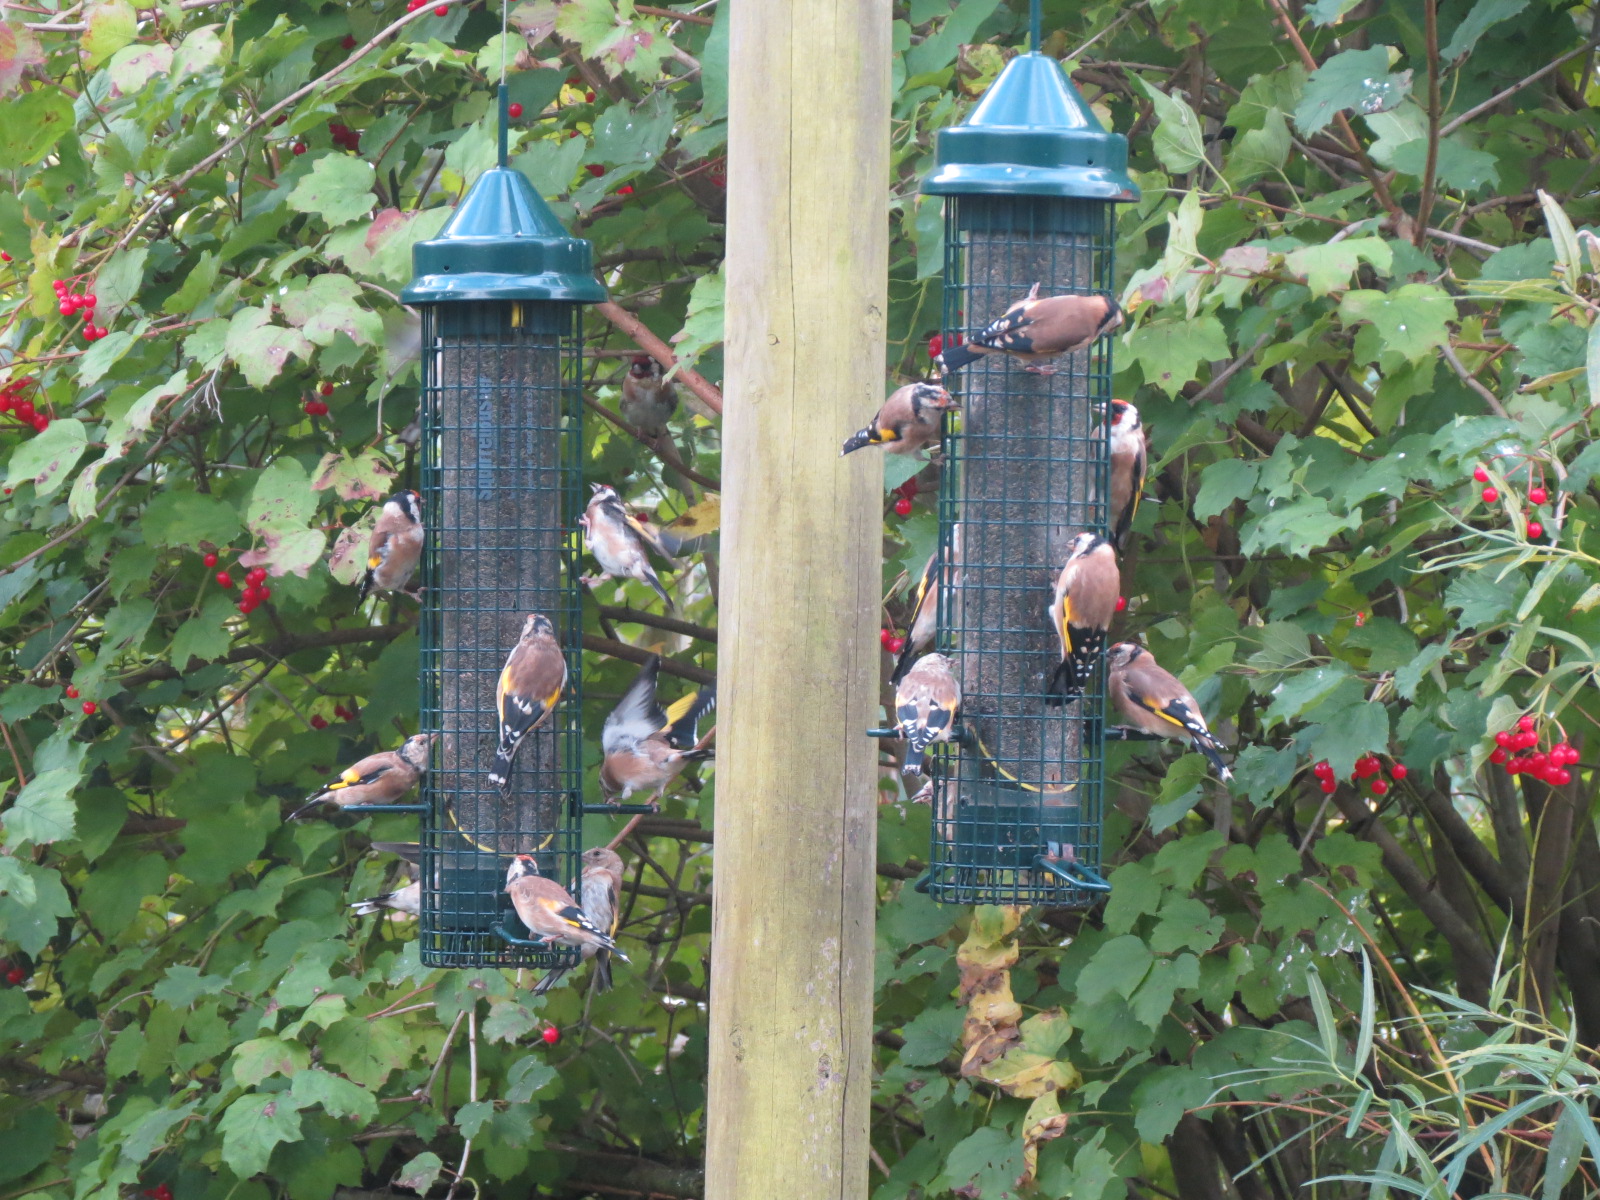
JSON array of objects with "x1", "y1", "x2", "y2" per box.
[
  {"x1": 915, "y1": 52, "x2": 1140, "y2": 907},
  {"x1": 402, "y1": 158, "x2": 606, "y2": 968}
]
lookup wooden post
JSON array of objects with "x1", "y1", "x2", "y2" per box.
[{"x1": 707, "y1": 1, "x2": 889, "y2": 1198}]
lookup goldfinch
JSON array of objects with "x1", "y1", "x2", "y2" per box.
[
  {"x1": 1045, "y1": 532, "x2": 1120, "y2": 704},
  {"x1": 936, "y1": 284, "x2": 1121, "y2": 376},
  {"x1": 289, "y1": 733, "x2": 433, "y2": 820},
  {"x1": 599, "y1": 655, "x2": 715, "y2": 807},
  {"x1": 489, "y1": 614, "x2": 568, "y2": 797},
  {"x1": 1107, "y1": 400, "x2": 1147, "y2": 551},
  {"x1": 505, "y1": 854, "x2": 628, "y2": 957},
  {"x1": 349, "y1": 880, "x2": 420, "y2": 917},
  {"x1": 620, "y1": 354, "x2": 677, "y2": 439},
  {"x1": 580, "y1": 484, "x2": 674, "y2": 610},
  {"x1": 895, "y1": 653, "x2": 961, "y2": 777},
  {"x1": 1107, "y1": 642, "x2": 1232, "y2": 781},
  {"x1": 889, "y1": 526, "x2": 962, "y2": 688},
  {"x1": 358, "y1": 490, "x2": 424, "y2": 600},
  {"x1": 840, "y1": 382, "x2": 957, "y2": 457},
  {"x1": 531, "y1": 846, "x2": 627, "y2": 995}
]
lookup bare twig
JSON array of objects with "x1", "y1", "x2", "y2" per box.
[
  {"x1": 582, "y1": 634, "x2": 714, "y2": 685},
  {"x1": 1440, "y1": 42, "x2": 1597, "y2": 137},
  {"x1": 1439, "y1": 342, "x2": 1508, "y2": 417},
  {"x1": 1416, "y1": 0, "x2": 1442, "y2": 248}
]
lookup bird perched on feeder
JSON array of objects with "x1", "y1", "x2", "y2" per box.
[
  {"x1": 889, "y1": 527, "x2": 962, "y2": 688},
  {"x1": 358, "y1": 490, "x2": 424, "y2": 600},
  {"x1": 580, "y1": 484, "x2": 675, "y2": 610},
  {"x1": 935, "y1": 284, "x2": 1121, "y2": 376},
  {"x1": 1046, "y1": 532, "x2": 1120, "y2": 704},
  {"x1": 1107, "y1": 642, "x2": 1233, "y2": 782},
  {"x1": 896, "y1": 653, "x2": 961, "y2": 777},
  {"x1": 1107, "y1": 399, "x2": 1147, "y2": 551},
  {"x1": 288, "y1": 733, "x2": 433, "y2": 820},
  {"x1": 534, "y1": 846, "x2": 628, "y2": 995},
  {"x1": 620, "y1": 354, "x2": 677, "y2": 440},
  {"x1": 599, "y1": 655, "x2": 716, "y2": 807},
  {"x1": 840, "y1": 381, "x2": 958, "y2": 458},
  {"x1": 505, "y1": 854, "x2": 628, "y2": 957},
  {"x1": 488, "y1": 614, "x2": 568, "y2": 797}
]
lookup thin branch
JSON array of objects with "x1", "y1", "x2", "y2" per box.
[
  {"x1": 1187, "y1": 331, "x2": 1273, "y2": 406},
  {"x1": 1416, "y1": 0, "x2": 1442, "y2": 248},
  {"x1": 582, "y1": 395, "x2": 720, "y2": 491},
  {"x1": 118, "y1": 623, "x2": 409, "y2": 689},
  {"x1": 595, "y1": 605, "x2": 716, "y2": 643},
  {"x1": 1439, "y1": 341, "x2": 1508, "y2": 417},
  {"x1": 1440, "y1": 42, "x2": 1597, "y2": 137},
  {"x1": 582, "y1": 634, "x2": 713, "y2": 684}
]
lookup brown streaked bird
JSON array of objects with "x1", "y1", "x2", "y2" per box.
[
  {"x1": 580, "y1": 484, "x2": 674, "y2": 610},
  {"x1": 505, "y1": 854, "x2": 627, "y2": 957},
  {"x1": 1107, "y1": 400, "x2": 1147, "y2": 551},
  {"x1": 488, "y1": 614, "x2": 568, "y2": 797},
  {"x1": 599, "y1": 655, "x2": 715, "y2": 808},
  {"x1": 349, "y1": 879, "x2": 420, "y2": 917},
  {"x1": 889, "y1": 526, "x2": 963, "y2": 688},
  {"x1": 1045, "y1": 532, "x2": 1120, "y2": 705},
  {"x1": 840, "y1": 381, "x2": 958, "y2": 458},
  {"x1": 936, "y1": 284, "x2": 1121, "y2": 376},
  {"x1": 1107, "y1": 642, "x2": 1233, "y2": 782},
  {"x1": 359, "y1": 490, "x2": 424, "y2": 600},
  {"x1": 895, "y1": 653, "x2": 961, "y2": 777},
  {"x1": 289, "y1": 733, "x2": 433, "y2": 820},
  {"x1": 620, "y1": 354, "x2": 677, "y2": 439},
  {"x1": 531, "y1": 846, "x2": 627, "y2": 995}
]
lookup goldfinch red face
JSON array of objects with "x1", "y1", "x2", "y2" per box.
[
  {"x1": 505, "y1": 855, "x2": 540, "y2": 885},
  {"x1": 629, "y1": 355, "x2": 659, "y2": 379}
]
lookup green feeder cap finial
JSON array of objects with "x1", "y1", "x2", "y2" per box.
[
  {"x1": 922, "y1": 52, "x2": 1140, "y2": 201},
  {"x1": 402, "y1": 166, "x2": 607, "y2": 304}
]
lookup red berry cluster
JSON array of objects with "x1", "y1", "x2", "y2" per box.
[
  {"x1": 892, "y1": 475, "x2": 918, "y2": 518},
  {"x1": 334, "y1": 703, "x2": 358, "y2": 722},
  {"x1": 53, "y1": 279, "x2": 107, "y2": 341},
  {"x1": 1312, "y1": 754, "x2": 1406, "y2": 795},
  {"x1": 925, "y1": 331, "x2": 966, "y2": 360},
  {"x1": 141, "y1": 1185, "x2": 174, "y2": 1200},
  {"x1": 879, "y1": 628, "x2": 906, "y2": 655},
  {"x1": 327, "y1": 122, "x2": 361, "y2": 154},
  {"x1": 237, "y1": 567, "x2": 271, "y2": 614},
  {"x1": 1472, "y1": 464, "x2": 1549, "y2": 540},
  {"x1": 0, "y1": 960, "x2": 25, "y2": 986},
  {"x1": 0, "y1": 376, "x2": 50, "y2": 433},
  {"x1": 310, "y1": 714, "x2": 330, "y2": 730},
  {"x1": 1488, "y1": 714, "x2": 1576, "y2": 784}
]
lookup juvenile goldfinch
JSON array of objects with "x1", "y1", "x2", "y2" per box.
[
  {"x1": 895, "y1": 653, "x2": 961, "y2": 777},
  {"x1": 349, "y1": 880, "x2": 420, "y2": 917},
  {"x1": 1107, "y1": 400, "x2": 1147, "y2": 551},
  {"x1": 580, "y1": 484, "x2": 674, "y2": 610},
  {"x1": 579, "y1": 846, "x2": 625, "y2": 990},
  {"x1": 620, "y1": 354, "x2": 677, "y2": 439},
  {"x1": 599, "y1": 655, "x2": 716, "y2": 807},
  {"x1": 936, "y1": 284, "x2": 1121, "y2": 376},
  {"x1": 358, "y1": 490, "x2": 424, "y2": 600},
  {"x1": 489, "y1": 614, "x2": 568, "y2": 797},
  {"x1": 1107, "y1": 642, "x2": 1233, "y2": 781},
  {"x1": 505, "y1": 854, "x2": 628, "y2": 957},
  {"x1": 840, "y1": 382, "x2": 957, "y2": 457},
  {"x1": 289, "y1": 733, "x2": 433, "y2": 820},
  {"x1": 1045, "y1": 533, "x2": 1120, "y2": 704}
]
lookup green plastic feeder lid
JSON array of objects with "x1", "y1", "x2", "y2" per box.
[
  {"x1": 922, "y1": 53, "x2": 1139, "y2": 201},
  {"x1": 402, "y1": 166, "x2": 607, "y2": 305}
]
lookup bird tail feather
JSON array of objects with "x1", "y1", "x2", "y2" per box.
[
  {"x1": 889, "y1": 639, "x2": 919, "y2": 687},
  {"x1": 645, "y1": 569, "x2": 674, "y2": 611},
  {"x1": 1193, "y1": 735, "x2": 1233, "y2": 782},
  {"x1": 935, "y1": 342, "x2": 983, "y2": 373},
  {"x1": 1043, "y1": 660, "x2": 1081, "y2": 706},
  {"x1": 593, "y1": 951, "x2": 613, "y2": 992},
  {"x1": 840, "y1": 427, "x2": 875, "y2": 456}
]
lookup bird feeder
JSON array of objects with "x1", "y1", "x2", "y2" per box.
[
  {"x1": 401, "y1": 95, "x2": 606, "y2": 967},
  {"x1": 915, "y1": 50, "x2": 1138, "y2": 906}
]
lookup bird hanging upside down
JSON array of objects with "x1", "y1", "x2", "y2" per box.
[
  {"x1": 840, "y1": 381, "x2": 958, "y2": 458},
  {"x1": 580, "y1": 484, "x2": 676, "y2": 610},
  {"x1": 935, "y1": 284, "x2": 1122, "y2": 376}
]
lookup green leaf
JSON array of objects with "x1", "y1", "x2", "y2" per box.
[
  {"x1": 83, "y1": 0, "x2": 137, "y2": 67},
  {"x1": 1445, "y1": 570, "x2": 1516, "y2": 628},
  {"x1": 1441, "y1": 0, "x2": 1530, "y2": 61},
  {"x1": 141, "y1": 489, "x2": 242, "y2": 549},
  {"x1": 279, "y1": 274, "x2": 383, "y2": 347},
  {"x1": 943, "y1": 1126, "x2": 1024, "y2": 1199},
  {"x1": 1126, "y1": 314, "x2": 1230, "y2": 397},
  {"x1": 1306, "y1": 0, "x2": 1362, "y2": 23},
  {"x1": 1339, "y1": 285, "x2": 1455, "y2": 363},
  {"x1": 1294, "y1": 48, "x2": 1411, "y2": 136},
  {"x1": 245, "y1": 457, "x2": 327, "y2": 576},
  {"x1": 170, "y1": 592, "x2": 237, "y2": 672},
  {"x1": 395, "y1": 1152, "x2": 444, "y2": 1194},
  {"x1": 0, "y1": 858, "x2": 71, "y2": 956},
  {"x1": 1284, "y1": 238, "x2": 1392, "y2": 298},
  {"x1": 1588, "y1": 318, "x2": 1600, "y2": 407},
  {"x1": 896, "y1": 1006, "x2": 963, "y2": 1067},
  {"x1": 286, "y1": 155, "x2": 378, "y2": 227},
  {"x1": 1134, "y1": 76, "x2": 1207, "y2": 174},
  {"x1": 231, "y1": 1037, "x2": 311, "y2": 1086},
  {"x1": 0, "y1": 1108, "x2": 66, "y2": 1185},
  {"x1": 320, "y1": 1016, "x2": 414, "y2": 1088},
  {"x1": 288, "y1": 1068, "x2": 379, "y2": 1123},
  {"x1": 506, "y1": 1055, "x2": 558, "y2": 1103},
  {"x1": 310, "y1": 449, "x2": 399, "y2": 502},
  {"x1": 151, "y1": 965, "x2": 230, "y2": 1007},
  {"x1": 1076, "y1": 934, "x2": 1155, "y2": 1005},
  {"x1": 455, "y1": 1099, "x2": 495, "y2": 1139},
  {"x1": 1193, "y1": 459, "x2": 1259, "y2": 520},
  {"x1": 1148, "y1": 754, "x2": 1210, "y2": 833},
  {"x1": 5, "y1": 417, "x2": 87, "y2": 497},
  {"x1": 1228, "y1": 107, "x2": 1290, "y2": 181},
  {"x1": 1, "y1": 767, "x2": 80, "y2": 848},
  {"x1": 217, "y1": 1093, "x2": 304, "y2": 1178},
  {"x1": 226, "y1": 308, "x2": 314, "y2": 389}
]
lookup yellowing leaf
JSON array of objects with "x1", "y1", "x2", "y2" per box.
[{"x1": 82, "y1": 0, "x2": 136, "y2": 68}]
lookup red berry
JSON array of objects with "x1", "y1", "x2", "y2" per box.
[
  {"x1": 1319, "y1": 779, "x2": 1336, "y2": 794},
  {"x1": 30, "y1": 415, "x2": 48, "y2": 432},
  {"x1": 291, "y1": 142, "x2": 307, "y2": 155},
  {"x1": 617, "y1": 184, "x2": 634, "y2": 196},
  {"x1": 1529, "y1": 752, "x2": 1548, "y2": 771},
  {"x1": 238, "y1": 598, "x2": 257, "y2": 614},
  {"x1": 65, "y1": 685, "x2": 79, "y2": 699},
  {"x1": 52, "y1": 279, "x2": 65, "y2": 293},
  {"x1": 1370, "y1": 779, "x2": 1389, "y2": 795},
  {"x1": 215, "y1": 571, "x2": 233, "y2": 588},
  {"x1": 1527, "y1": 521, "x2": 1543, "y2": 539},
  {"x1": 1482, "y1": 486, "x2": 1498, "y2": 503},
  {"x1": 0, "y1": 252, "x2": 9, "y2": 262},
  {"x1": 1389, "y1": 763, "x2": 1408, "y2": 781},
  {"x1": 5, "y1": 967, "x2": 23, "y2": 985},
  {"x1": 257, "y1": 585, "x2": 271, "y2": 599},
  {"x1": 304, "y1": 399, "x2": 329, "y2": 416},
  {"x1": 13, "y1": 400, "x2": 33, "y2": 421},
  {"x1": 83, "y1": 293, "x2": 96, "y2": 308},
  {"x1": 341, "y1": 34, "x2": 356, "y2": 48},
  {"x1": 435, "y1": 4, "x2": 448, "y2": 14},
  {"x1": 1489, "y1": 748, "x2": 1508, "y2": 765},
  {"x1": 310, "y1": 715, "x2": 329, "y2": 730},
  {"x1": 319, "y1": 381, "x2": 334, "y2": 396},
  {"x1": 888, "y1": 637, "x2": 905, "y2": 654},
  {"x1": 81, "y1": 701, "x2": 97, "y2": 715},
  {"x1": 1528, "y1": 487, "x2": 1547, "y2": 505},
  {"x1": 202, "y1": 552, "x2": 218, "y2": 567},
  {"x1": 927, "y1": 334, "x2": 943, "y2": 359},
  {"x1": 246, "y1": 567, "x2": 267, "y2": 585},
  {"x1": 1473, "y1": 466, "x2": 1489, "y2": 483},
  {"x1": 585, "y1": 91, "x2": 595, "y2": 102},
  {"x1": 542, "y1": 1025, "x2": 561, "y2": 1045},
  {"x1": 156, "y1": 1188, "x2": 172, "y2": 1200},
  {"x1": 1114, "y1": 595, "x2": 1127, "y2": 612},
  {"x1": 586, "y1": 163, "x2": 606, "y2": 177},
  {"x1": 1548, "y1": 767, "x2": 1571, "y2": 785},
  {"x1": 894, "y1": 496, "x2": 913, "y2": 517},
  {"x1": 1518, "y1": 714, "x2": 1536, "y2": 733},
  {"x1": 1516, "y1": 730, "x2": 1539, "y2": 750},
  {"x1": 59, "y1": 301, "x2": 73, "y2": 316},
  {"x1": 508, "y1": 102, "x2": 524, "y2": 118}
]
